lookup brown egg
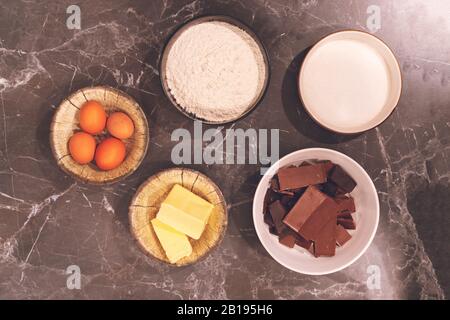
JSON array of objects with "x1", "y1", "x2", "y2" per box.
[
  {"x1": 79, "y1": 100, "x2": 107, "y2": 134},
  {"x1": 107, "y1": 112, "x2": 135, "y2": 139},
  {"x1": 95, "y1": 137, "x2": 126, "y2": 171},
  {"x1": 68, "y1": 132, "x2": 96, "y2": 164}
]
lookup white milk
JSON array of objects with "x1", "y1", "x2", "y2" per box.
[{"x1": 301, "y1": 39, "x2": 391, "y2": 130}]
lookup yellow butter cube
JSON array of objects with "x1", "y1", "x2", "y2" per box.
[
  {"x1": 157, "y1": 184, "x2": 214, "y2": 239},
  {"x1": 151, "y1": 218, "x2": 192, "y2": 263}
]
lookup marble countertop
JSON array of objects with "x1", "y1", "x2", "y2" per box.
[{"x1": 0, "y1": 0, "x2": 449, "y2": 299}]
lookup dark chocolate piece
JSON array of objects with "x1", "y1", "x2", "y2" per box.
[
  {"x1": 329, "y1": 165, "x2": 357, "y2": 193},
  {"x1": 269, "y1": 226, "x2": 277, "y2": 235},
  {"x1": 320, "y1": 181, "x2": 339, "y2": 197},
  {"x1": 264, "y1": 212, "x2": 275, "y2": 227},
  {"x1": 336, "y1": 225, "x2": 352, "y2": 246},
  {"x1": 337, "y1": 217, "x2": 356, "y2": 230},
  {"x1": 280, "y1": 194, "x2": 293, "y2": 207},
  {"x1": 295, "y1": 234, "x2": 312, "y2": 250},
  {"x1": 283, "y1": 186, "x2": 329, "y2": 232},
  {"x1": 312, "y1": 217, "x2": 337, "y2": 257},
  {"x1": 270, "y1": 176, "x2": 280, "y2": 191},
  {"x1": 278, "y1": 229, "x2": 297, "y2": 248},
  {"x1": 269, "y1": 200, "x2": 287, "y2": 234},
  {"x1": 277, "y1": 164, "x2": 327, "y2": 191},
  {"x1": 298, "y1": 198, "x2": 338, "y2": 241},
  {"x1": 337, "y1": 212, "x2": 353, "y2": 219},
  {"x1": 263, "y1": 189, "x2": 277, "y2": 215},
  {"x1": 294, "y1": 187, "x2": 307, "y2": 198}
]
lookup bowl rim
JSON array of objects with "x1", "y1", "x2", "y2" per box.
[
  {"x1": 297, "y1": 29, "x2": 403, "y2": 135},
  {"x1": 49, "y1": 85, "x2": 150, "y2": 185},
  {"x1": 159, "y1": 14, "x2": 271, "y2": 125},
  {"x1": 252, "y1": 147, "x2": 380, "y2": 275},
  {"x1": 128, "y1": 167, "x2": 228, "y2": 267}
]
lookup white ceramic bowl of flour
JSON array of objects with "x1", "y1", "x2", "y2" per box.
[
  {"x1": 299, "y1": 30, "x2": 402, "y2": 134},
  {"x1": 160, "y1": 16, "x2": 269, "y2": 124}
]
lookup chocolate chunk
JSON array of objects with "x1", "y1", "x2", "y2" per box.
[
  {"x1": 294, "y1": 187, "x2": 307, "y2": 197},
  {"x1": 270, "y1": 176, "x2": 280, "y2": 191},
  {"x1": 278, "y1": 190, "x2": 295, "y2": 196},
  {"x1": 336, "y1": 225, "x2": 352, "y2": 246},
  {"x1": 283, "y1": 186, "x2": 329, "y2": 232},
  {"x1": 264, "y1": 212, "x2": 275, "y2": 227},
  {"x1": 269, "y1": 226, "x2": 277, "y2": 235},
  {"x1": 298, "y1": 198, "x2": 338, "y2": 241},
  {"x1": 295, "y1": 234, "x2": 312, "y2": 250},
  {"x1": 277, "y1": 164, "x2": 327, "y2": 191},
  {"x1": 337, "y1": 217, "x2": 356, "y2": 230},
  {"x1": 320, "y1": 181, "x2": 339, "y2": 197},
  {"x1": 319, "y1": 160, "x2": 335, "y2": 175},
  {"x1": 280, "y1": 194, "x2": 293, "y2": 207},
  {"x1": 311, "y1": 217, "x2": 337, "y2": 257},
  {"x1": 329, "y1": 165, "x2": 357, "y2": 193},
  {"x1": 337, "y1": 212, "x2": 353, "y2": 219},
  {"x1": 263, "y1": 189, "x2": 280, "y2": 215},
  {"x1": 335, "y1": 196, "x2": 356, "y2": 214},
  {"x1": 278, "y1": 229, "x2": 298, "y2": 248},
  {"x1": 269, "y1": 200, "x2": 288, "y2": 234},
  {"x1": 263, "y1": 190, "x2": 272, "y2": 215}
]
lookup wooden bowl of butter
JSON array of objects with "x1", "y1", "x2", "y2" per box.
[{"x1": 129, "y1": 168, "x2": 227, "y2": 266}]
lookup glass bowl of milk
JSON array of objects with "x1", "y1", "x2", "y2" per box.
[{"x1": 299, "y1": 30, "x2": 402, "y2": 134}]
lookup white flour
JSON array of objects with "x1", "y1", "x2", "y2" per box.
[{"x1": 165, "y1": 21, "x2": 266, "y2": 122}]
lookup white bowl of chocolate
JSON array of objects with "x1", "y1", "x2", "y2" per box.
[{"x1": 253, "y1": 148, "x2": 379, "y2": 275}]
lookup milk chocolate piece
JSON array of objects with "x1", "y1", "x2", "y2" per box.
[
  {"x1": 283, "y1": 186, "x2": 329, "y2": 232},
  {"x1": 335, "y1": 196, "x2": 356, "y2": 214},
  {"x1": 269, "y1": 200, "x2": 287, "y2": 234},
  {"x1": 277, "y1": 164, "x2": 327, "y2": 191},
  {"x1": 278, "y1": 190, "x2": 295, "y2": 196},
  {"x1": 337, "y1": 212, "x2": 353, "y2": 219},
  {"x1": 319, "y1": 160, "x2": 335, "y2": 175},
  {"x1": 337, "y1": 217, "x2": 356, "y2": 230},
  {"x1": 329, "y1": 165, "x2": 357, "y2": 193},
  {"x1": 312, "y1": 217, "x2": 337, "y2": 257},
  {"x1": 279, "y1": 229, "x2": 297, "y2": 248},
  {"x1": 298, "y1": 198, "x2": 338, "y2": 241},
  {"x1": 336, "y1": 225, "x2": 352, "y2": 246}
]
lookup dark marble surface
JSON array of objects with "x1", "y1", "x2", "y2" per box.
[{"x1": 0, "y1": 0, "x2": 449, "y2": 299}]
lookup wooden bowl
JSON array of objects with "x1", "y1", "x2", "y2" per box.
[
  {"x1": 50, "y1": 86, "x2": 149, "y2": 184},
  {"x1": 129, "y1": 168, "x2": 228, "y2": 266}
]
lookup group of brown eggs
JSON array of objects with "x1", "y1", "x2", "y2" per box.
[{"x1": 69, "y1": 101, "x2": 135, "y2": 170}]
